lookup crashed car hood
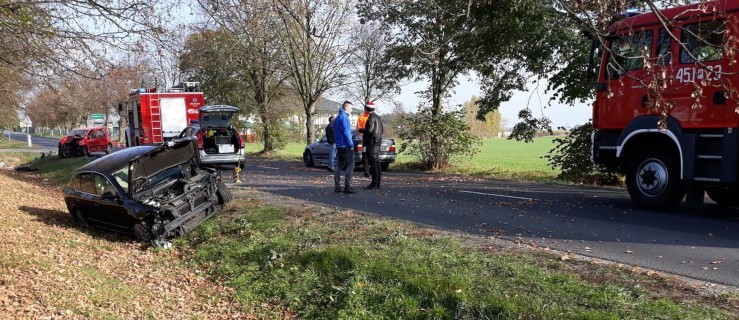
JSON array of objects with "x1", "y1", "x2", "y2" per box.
[{"x1": 128, "y1": 139, "x2": 199, "y2": 193}]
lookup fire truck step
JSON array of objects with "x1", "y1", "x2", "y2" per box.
[
  {"x1": 697, "y1": 155, "x2": 722, "y2": 159},
  {"x1": 698, "y1": 134, "x2": 723, "y2": 138},
  {"x1": 694, "y1": 177, "x2": 721, "y2": 182}
]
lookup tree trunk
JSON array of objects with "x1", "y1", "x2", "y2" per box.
[{"x1": 304, "y1": 100, "x2": 316, "y2": 145}]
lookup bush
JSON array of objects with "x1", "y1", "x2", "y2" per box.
[
  {"x1": 544, "y1": 122, "x2": 621, "y2": 185},
  {"x1": 398, "y1": 107, "x2": 480, "y2": 170}
]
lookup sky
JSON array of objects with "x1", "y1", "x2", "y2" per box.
[{"x1": 394, "y1": 76, "x2": 592, "y2": 129}]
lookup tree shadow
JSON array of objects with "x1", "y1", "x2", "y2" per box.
[{"x1": 18, "y1": 205, "x2": 139, "y2": 246}]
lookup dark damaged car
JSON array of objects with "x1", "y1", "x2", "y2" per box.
[{"x1": 63, "y1": 138, "x2": 232, "y2": 246}]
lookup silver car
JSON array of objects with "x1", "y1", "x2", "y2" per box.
[
  {"x1": 303, "y1": 130, "x2": 397, "y2": 171},
  {"x1": 176, "y1": 105, "x2": 246, "y2": 169}
]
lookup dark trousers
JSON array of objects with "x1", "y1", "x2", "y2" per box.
[
  {"x1": 367, "y1": 152, "x2": 382, "y2": 188},
  {"x1": 334, "y1": 147, "x2": 355, "y2": 188},
  {"x1": 362, "y1": 151, "x2": 370, "y2": 174}
]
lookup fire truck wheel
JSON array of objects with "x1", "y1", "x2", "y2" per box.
[
  {"x1": 626, "y1": 148, "x2": 685, "y2": 210},
  {"x1": 105, "y1": 144, "x2": 113, "y2": 154},
  {"x1": 303, "y1": 151, "x2": 314, "y2": 167},
  {"x1": 706, "y1": 186, "x2": 739, "y2": 207}
]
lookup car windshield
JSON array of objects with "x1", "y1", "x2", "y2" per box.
[
  {"x1": 111, "y1": 167, "x2": 129, "y2": 193},
  {"x1": 69, "y1": 129, "x2": 87, "y2": 137}
]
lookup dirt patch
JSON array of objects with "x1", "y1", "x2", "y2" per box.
[{"x1": 0, "y1": 170, "x2": 253, "y2": 319}]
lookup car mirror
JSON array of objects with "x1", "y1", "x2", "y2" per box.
[{"x1": 101, "y1": 191, "x2": 119, "y2": 201}]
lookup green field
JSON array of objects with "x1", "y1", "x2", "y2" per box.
[{"x1": 247, "y1": 137, "x2": 560, "y2": 181}]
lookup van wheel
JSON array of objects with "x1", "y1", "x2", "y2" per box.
[
  {"x1": 625, "y1": 147, "x2": 685, "y2": 209},
  {"x1": 105, "y1": 144, "x2": 113, "y2": 154},
  {"x1": 706, "y1": 186, "x2": 739, "y2": 207},
  {"x1": 216, "y1": 181, "x2": 233, "y2": 204},
  {"x1": 303, "y1": 151, "x2": 314, "y2": 167}
]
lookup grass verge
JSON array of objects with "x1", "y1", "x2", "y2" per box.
[
  {"x1": 25, "y1": 155, "x2": 88, "y2": 185},
  {"x1": 0, "y1": 138, "x2": 30, "y2": 149},
  {"x1": 248, "y1": 137, "x2": 561, "y2": 182},
  {"x1": 178, "y1": 196, "x2": 738, "y2": 319}
]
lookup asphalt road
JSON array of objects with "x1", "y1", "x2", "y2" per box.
[
  {"x1": 4, "y1": 131, "x2": 58, "y2": 151},
  {"x1": 238, "y1": 157, "x2": 739, "y2": 288}
]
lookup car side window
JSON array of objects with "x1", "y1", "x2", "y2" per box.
[
  {"x1": 76, "y1": 173, "x2": 96, "y2": 194},
  {"x1": 95, "y1": 130, "x2": 104, "y2": 138},
  {"x1": 94, "y1": 174, "x2": 116, "y2": 195}
]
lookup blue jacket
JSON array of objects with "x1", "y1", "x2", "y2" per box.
[{"x1": 333, "y1": 109, "x2": 354, "y2": 148}]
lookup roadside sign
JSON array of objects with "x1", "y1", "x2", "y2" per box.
[{"x1": 91, "y1": 114, "x2": 105, "y2": 120}]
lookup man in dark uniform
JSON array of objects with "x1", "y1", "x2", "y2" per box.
[
  {"x1": 325, "y1": 115, "x2": 335, "y2": 172},
  {"x1": 361, "y1": 101, "x2": 383, "y2": 190}
]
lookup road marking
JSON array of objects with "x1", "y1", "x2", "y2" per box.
[
  {"x1": 258, "y1": 166, "x2": 280, "y2": 170},
  {"x1": 460, "y1": 190, "x2": 534, "y2": 201}
]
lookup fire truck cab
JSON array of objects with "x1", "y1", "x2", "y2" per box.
[
  {"x1": 118, "y1": 82, "x2": 205, "y2": 147},
  {"x1": 592, "y1": 1, "x2": 739, "y2": 209}
]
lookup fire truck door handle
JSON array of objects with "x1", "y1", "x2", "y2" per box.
[
  {"x1": 596, "y1": 83, "x2": 607, "y2": 92},
  {"x1": 641, "y1": 96, "x2": 649, "y2": 108},
  {"x1": 712, "y1": 91, "x2": 726, "y2": 105}
]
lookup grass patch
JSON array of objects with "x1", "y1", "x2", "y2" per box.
[
  {"x1": 181, "y1": 199, "x2": 736, "y2": 319},
  {"x1": 248, "y1": 138, "x2": 560, "y2": 182},
  {"x1": 0, "y1": 152, "x2": 40, "y2": 167},
  {"x1": 26, "y1": 155, "x2": 89, "y2": 185}
]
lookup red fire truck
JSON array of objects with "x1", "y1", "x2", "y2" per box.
[
  {"x1": 591, "y1": 1, "x2": 739, "y2": 209},
  {"x1": 118, "y1": 82, "x2": 205, "y2": 146}
]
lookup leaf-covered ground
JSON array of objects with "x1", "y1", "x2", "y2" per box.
[{"x1": 0, "y1": 170, "x2": 251, "y2": 319}]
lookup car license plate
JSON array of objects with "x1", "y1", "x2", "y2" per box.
[
  {"x1": 218, "y1": 144, "x2": 234, "y2": 153},
  {"x1": 381, "y1": 145, "x2": 388, "y2": 151}
]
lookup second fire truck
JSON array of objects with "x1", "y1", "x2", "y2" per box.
[{"x1": 118, "y1": 82, "x2": 205, "y2": 147}]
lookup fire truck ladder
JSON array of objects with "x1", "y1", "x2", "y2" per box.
[
  {"x1": 692, "y1": 130, "x2": 737, "y2": 183},
  {"x1": 149, "y1": 94, "x2": 162, "y2": 143}
]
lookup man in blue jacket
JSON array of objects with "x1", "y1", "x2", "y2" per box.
[{"x1": 333, "y1": 101, "x2": 357, "y2": 194}]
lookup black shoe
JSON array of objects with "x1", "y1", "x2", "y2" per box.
[
  {"x1": 364, "y1": 172, "x2": 370, "y2": 178},
  {"x1": 327, "y1": 168, "x2": 335, "y2": 173},
  {"x1": 334, "y1": 187, "x2": 342, "y2": 193},
  {"x1": 343, "y1": 186, "x2": 357, "y2": 194},
  {"x1": 364, "y1": 184, "x2": 377, "y2": 190}
]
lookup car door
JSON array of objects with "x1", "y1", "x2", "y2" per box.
[
  {"x1": 314, "y1": 136, "x2": 329, "y2": 163},
  {"x1": 92, "y1": 174, "x2": 132, "y2": 233},
  {"x1": 74, "y1": 172, "x2": 99, "y2": 222}
]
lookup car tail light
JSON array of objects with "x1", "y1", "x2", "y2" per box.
[
  {"x1": 389, "y1": 144, "x2": 396, "y2": 152},
  {"x1": 197, "y1": 132, "x2": 204, "y2": 150},
  {"x1": 357, "y1": 144, "x2": 363, "y2": 152},
  {"x1": 238, "y1": 134, "x2": 245, "y2": 149}
]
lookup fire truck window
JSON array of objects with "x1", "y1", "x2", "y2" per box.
[
  {"x1": 656, "y1": 28, "x2": 671, "y2": 65},
  {"x1": 607, "y1": 30, "x2": 653, "y2": 79},
  {"x1": 680, "y1": 20, "x2": 725, "y2": 64}
]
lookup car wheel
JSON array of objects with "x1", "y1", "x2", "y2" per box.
[
  {"x1": 239, "y1": 161, "x2": 245, "y2": 170},
  {"x1": 58, "y1": 147, "x2": 65, "y2": 158},
  {"x1": 72, "y1": 208, "x2": 89, "y2": 227},
  {"x1": 625, "y1": 147, "x2": 685, "y2": 210},
  {"x1": 105, "y1": 144, "x2": 112, "y2": 154},
  {"x1": 80, "y1": 146, "x2": 89, "y2": 157},
  {"x1": 216, "y1": 181, "x2": 233, "y2": 204},
  {"x1": 706, "y1": 186, "x2": 739, "y2": 207},
  {"x1": 133, "y1": 220, "x2": 154, "y2": 242},
  {"x1": 303, "y1": 150, "x2": 314, "y2": 167},
  {"x1": 380, "y1": 162, "x2": 389, "y2": 171}
]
